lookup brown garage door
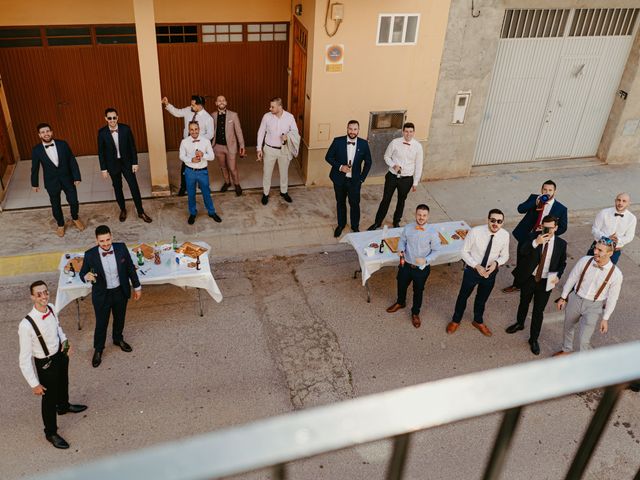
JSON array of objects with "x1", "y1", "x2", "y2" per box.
[
  {"x1": 0, "y1": 25, "x2": 147, "y2": 158},
  {"x1": 157, "y1": 22, "x2": 289, "y2": 149}
]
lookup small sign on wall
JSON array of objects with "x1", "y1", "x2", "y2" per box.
[{"x1": 325, "y1": 44, "x2": 344, "y2": 73}]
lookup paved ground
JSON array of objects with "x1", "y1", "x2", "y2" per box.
[{"x1": 1, "y1": 223, "x2": 638, "y2": 480}]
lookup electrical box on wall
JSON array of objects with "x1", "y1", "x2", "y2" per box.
[
  {"x1": 452, "y1": 91, "x2": 471, "y2": 125},
  {"x1": 331, "y1": 3, "x2": 344, "y2": 20}
]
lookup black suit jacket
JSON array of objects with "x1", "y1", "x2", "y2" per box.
[
  {"x1": 325, "y1": 136, "x2": 372, "y2": 186},
  {"x1": 512, "y1": 194, "x2": 568, "y2": 243},
  {"x1": 513, "y1": 234, "x2": 567, "y2": 285},
  {"x1": 80, "y1": 242, "x2": 140, "y2": 300},
  {"x1": 31, "y1": 140, "x2": 81, "y2": 190},
  {"x1": 97, "y1": 123, "x2": 138, "y2": 173}
]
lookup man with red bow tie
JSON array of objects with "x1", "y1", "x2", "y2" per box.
[{"x1": 386, "y1": 204, "x2": 440, "y2": 328}]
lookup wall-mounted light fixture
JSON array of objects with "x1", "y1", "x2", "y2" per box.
[{"x1": 295, "y1": 4, "x2": 303, "y2": 16}]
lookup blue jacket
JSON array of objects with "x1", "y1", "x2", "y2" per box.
[
  {"x1": 80, "y1": 242, "x2": 140, "y2": 300},
  {"x1": 325, "y1": 136, "x2": 372, "y2": 186},
  {"x1": 31, "y1": 139, "x2": 81, "y2": 190},
  {"x1": 512, "y1": 194, "x2": 568, "y2": 243}
]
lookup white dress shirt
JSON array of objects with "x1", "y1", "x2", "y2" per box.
[
  {"x1": 383, "y1": 137, "x2": 424, "y2": 187},
  {"x1": 346, "y1": 138, "x2": 357, "y2": 178},
  {"x1": 531, "y1": 236, "x2": 555, "y2": 279},
  {"x1": 165, "y1": 104, "x2": 214, "y2": 141},
  {"x1": 592, "y1": 207, "x2": 637, "y2": 248},
  {"x1": 18, "y1": 305, "x2": 67, "y2": 388},
  {"x1": 99, "y1": 248, "x2": 121, "y2": 289},
  {"x1": 179, "y1": 136, "x2": 214, "y2": 169},
  {"x1": 256, "y1": 111, "x2": 298, "y2": 150},
  {"x1": 43, "y1": 142, "x2": 59, "y2": 167},
  {"x1": 561, "y1": 255, "x2": 623, "y2": 320},
  {"x1": 110, "y1": 128, "x2": 121, "y2": 158},
  {"x1": 541, "y1": 198, "x2": 554, "y2": 217},
  {"x1": 461, "y1": 225, "x2": 510, "y2": 269}
]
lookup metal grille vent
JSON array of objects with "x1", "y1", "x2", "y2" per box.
[
  {"x1": 569, "y1": 8, "x2": 639, "y2": 37},
  {"x1": 501, "y1": 9, "x2": 570, "y2": 38}
]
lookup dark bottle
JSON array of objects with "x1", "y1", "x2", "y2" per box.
[
  {"x1": 196, "y1": 256, "x2": 201, "y2": 271},
  {"x1": 69, "y1": 263, "x2": 76, "y2": 277}
]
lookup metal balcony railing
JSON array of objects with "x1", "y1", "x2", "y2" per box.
[{"x1": 31, "y1": 341, "x2": 640, "y2": 480}]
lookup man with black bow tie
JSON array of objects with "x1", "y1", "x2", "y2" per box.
[{"x1": 588, "y1": 193, "x2": 636, "y2": 264}]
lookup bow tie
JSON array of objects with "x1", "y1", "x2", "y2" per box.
[
  {"x1": 102, "y1": 250, "x2": 114, "y2": 257},
  {"x1": 192, "y1": 139, "x2": 199, "y2": 143},
  {"x1": 415, "y1": 225, "x2": 425, "y2": 231},
  {"x1": 614, "y1": 213, "x2": 624, "y2": 217},
  {"x1": 402, "y1": 142, "x2": 411, "y2": 146},
  {"x1": 347, "y1": 141, "x2": 355, "y2": 145},
  {"x1": 591, "y1": 262, "x2": 604, "y2": 270},
  {"x1": 42, "y1": 309, "x2": 52, "y2": 319},
  {"x1": 44, "y1": 143, "x2": 55, "y2": 149},
  {"x1": 110, "y1": 129, "x2": 118, "y2": 134}
]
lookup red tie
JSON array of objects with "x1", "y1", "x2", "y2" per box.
[
  {"x1": 42, "y1": 309, "x2": 51, "y2": 319},
  {"x1": 533, "y1": 206, "x2": 545, "y2": 231}
]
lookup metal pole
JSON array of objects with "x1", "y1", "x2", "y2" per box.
[
  {"x1": 76, "y1": 298, "x2": 82, "y2": 330},
  {"x1": 634, "y1": 464, "x2": 640, "y2": 480},
  {"x1": 482, "y1": 407, "x2": 522, "y2": 480},
  {"x1": 272, "y1": 463, "x2": 287, "y2": 480},
  {"x1": 365, "y1": 280, "x2": 371, "y2": 303},
  {"x1": 564, "y1": 386, "x2": 623, "y2": 480},
  {"x1": 197, "y1": 288, "x2": 203, "y2": 317},
  {"x1": 385, "y1": 433, "x2": 411, "y2": 480}
]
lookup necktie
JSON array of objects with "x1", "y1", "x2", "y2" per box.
[
  {"x1": 42, "y1": 309, "x2": 51, "y2": 319},
  {"x1": 192, "y1": 139, "x2": 199, "y2": 143},
  {"x1": 102, "y1": 250, "x2": 114, "y2": 257},
  {"x1": 533, "y1": 204, "x2": 546, "y2": 231},
  {"x1": 535, "y1": 242, "x2": 549, "y2": 282},
  {"x1": 614, "y1": 213, "x2": 624, "y2": 217},
  {"x1": 415, "y1": 225, "x2": 425, "y2": 231},
  {"x1": 191, "y1": 112, "x2": 197, "y2": 122},
  {"x1": 347, "y1": 141, "x2": 355, "y2": 145},
  {"x1": 44, "y1": 143, "x2": 54, "y2": 149},
  {"x1": 480, "y1": 234, "x2": 494, "y2": 268},
  {"x1": 402, "y1": 142, "x2": 411, "y2": 146}
]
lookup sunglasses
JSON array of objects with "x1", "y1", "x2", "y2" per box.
[
  {"x1": 106, "y1": 116, "x2": 117, "y2": 120},
  {"x1": 488, "y1": 218, "x2": 503, "y2": 224},
  {"x1": 34, "y1": 290, "x2": 49, "y2": 297},
  {"x1": 598, "y1": 236, "x2": 617, "y2": 248}
]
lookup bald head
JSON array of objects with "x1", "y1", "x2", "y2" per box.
[{"x1": 615, "y1": 193, "x2": 630, "y2": 212}]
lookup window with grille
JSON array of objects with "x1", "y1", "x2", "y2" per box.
[
  {"x1": 96, "y1": 25, "x2": 136, "y2": 45},
  {"x1": 247, "y1": 23, "x2": 288, "y2": 42},
  {"x1": 0, "y1": 27, "x2": 42, "y2": 47},
  {"x1": 46, "y1": 26, "x2": 92, "y2": 46},
  {"x1": 156, "y1": 25, "x2": 197, "y2": 44},
  {"x1": 377, "y1": 14, "x2": 419, "y2": 45},
  {"x1": 202, "y1": 24, "x2": 243, "y2": 43},
  {"x1": 501, "y1": 9, "x2": 570, "y2": 38},
  {"x1": 569, "y1": 8, "x2": 639, "y2": 36}
]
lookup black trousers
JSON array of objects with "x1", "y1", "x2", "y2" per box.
[
  {"x1": 110, "y1": 162, "x2": 144, "y2": 214},
  {"x1": 396, "y1": 263, "x2": 431, "y2": 315},
  {"x1": 374, "y1": 172, "x2": 413, "y2": 225},
  {"x1": 452, "y1": 267, "x2": 497, "y2": 324},
  {"x1": 93, "y1": 287, "x2": 128, "y2": 351},
  {"x1": 34, "y1": 350, "x2": 69, "y2": 436},
  {"x1": 333, "y1": 179, "x2": 361, "y2": 229},
  {"x1": 46, "y1": 183, "x2": 79, "y2": 227},
  {"x1": 515, "y1": 275, "x2": 552, "y2": 342}
]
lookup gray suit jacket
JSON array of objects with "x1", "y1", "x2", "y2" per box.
[{"x1": 212, "y1": 110, "x2": 245, "y2": 155}]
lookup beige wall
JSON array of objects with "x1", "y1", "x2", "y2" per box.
[{"x1": 154, "y1": 0, "x2": 290, "y2": 22}]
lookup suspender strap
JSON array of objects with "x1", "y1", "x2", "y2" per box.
[
  {"x1": 594, "y1": 264, "x2": 615, "y2": 301},
  {"x1": 574, "y1": 257, "x2": 593, "y2": 295},
  {"x1": 25, "y1": 315, "x2": 51, "y2": 358}
]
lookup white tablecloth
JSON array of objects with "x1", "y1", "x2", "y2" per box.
[
  {"x1": 54, "y1": 241, "x2": 223, "y2": 313},
  {"x1": 340, "y1": 221, "x2": 471, "y2": 285}
]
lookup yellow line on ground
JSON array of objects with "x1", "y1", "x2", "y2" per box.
[{"x1": 0, "y1": 252, "x2": 63, "y2": 277}]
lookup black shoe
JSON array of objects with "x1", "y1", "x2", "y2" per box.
[
  {"x1": 138, "y1": 212, "x2": 153, "y2": 223},
  {"x1": 352, "y1": 227, "x2": 359, "y2": 233},
  {"x1": 629, "y1": 382, "x2": 640, "y2": 392},
  {"x1": 187, "y1": 214, "x2": 196, "y2": 225},
  {"x1": 367, "y1": 223, "x2": 380, "y2": 231},
  {"x1": 280, "y1": 192, "x2": 292, "y2": 203},
  {"x1": 505, "y1": 323, "x2": 525, "y2": 334},
  {"x1": 46, "y1": 434, "x2": 70, "y2": 449},
  {"x1": 114, "y1": 340, "x2": 132, "y2": 352},
  {"x1": 57, "y1": 404, "x2": 87, "y2": 415},
  {"x1": 334, "y1": 226, "x2": 344, "y2": 238},
  {"x1": 177, "y1": 188, "x2": 186, "y2": 197},
  {"x1": 220, "y1": 182, "x2": 231, "y2": 193},
  {"x1": 261, "y1": 194, "x2": 269, "y2": 205},
  {"x1": 209, "y1": 213, "x2": 222, "y2": 223},
  {"x1": 393, "y1": 222, "x2": 400, "y2": 228},
  {"x1": 119, "y1": 209, "x2": 127, "y2": 222},
  {"x1": 92, "y1": 350, "x2": 102, "y2": 368},
  {"x1": 529, "y1": 339, "x2": 540, "y2": 356},
  {"x1": 235, "y1": 184, "x2": 242, "y2": 196}
]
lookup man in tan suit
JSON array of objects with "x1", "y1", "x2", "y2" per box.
[{"x1": 212, "y1": 95, "x2": 246, "y2": 196}]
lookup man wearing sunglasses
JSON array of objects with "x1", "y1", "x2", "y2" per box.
[
  {"x1": 554, "y1": 237, "x2": 623, "y2": 355},
  {"x1": 18, "y1": 281, "x2": 87, "y2": 449},
  {"x1": 448, "y1": 209, "x2": 510, "y2": 336},
  {"x1": 589, "y1": 192, "x2": 636, "y2": 264},
  {"x1": 98, "y1": 108, "x2": 152, "y2": 224}
]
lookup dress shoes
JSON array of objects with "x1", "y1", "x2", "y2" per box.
[
  {"x1": 411, "y1": 314, "x2": 421, "y2": 328},
  {"x1": 529, "y1": 339, "x2": 540, "y2": 355},
  {"x1": 352, "y1": 227, "x2": 359, "y2": 233},
  {"x1": 92, "y1": 350, "x2": 102, "y2": 368},
  {"x1": 505, "y1": 323, "x2": 524, "y2": 334},
  {"x1": 367, "y1": 223, "x2": 380, "y2": 231},
  {"x1": 393, "y1": 222, "x2": 400, "y2": 228},
  {"x1": 57, "y1": 404, "x2": 88, "y2": 415},
  {"x1": 138, "y1": 212, "x2": 152, "y2": 223},
  {"x1": 56, "y1": 226, "x2": 65, "y2": 237},
  {"x1": 235, "y1": 184, "x2": 242, "y2": 196},
  {"x1": 177, "y1": 187, "x2": 186, "y2": 197},
  {"x1": 472, "y1": 321, "x2": 493, "y2": 337},
  {"x1": 72, "y1": 218, "x2": 86, "y2": 231},
  {"x1": 220, "y1": 182, "x2": 231, "y2": 193},
  {"x1": 261, "y1": 194, "x2": 269, "y2": 205},
  {"x1": 114, "y1": 340, "x2": 132, "y2": 352},
  {"x1": 386, "y1": 303, "x2": 405, "y2": 313},
  {"x1": 628, "y1": 383, "x2": 640, "y2": 392},
  {"x1": 209, "y1": 213, "x2": 222, "y2": 223},
  {"x1": 446, "y1": 321, "x2": 459, "y2": 334},
  {"x1": 46, "y1": 434, "x2": 70, "y2": 449},
  {"x1": 502, "y1": 285, "x2": 520, "y2": 294},
  {"x1": 334, "y1": 226, "x2": 344, "y2": 238},
  {"x1": 280, "y1": 192, "x2": 293, "y2": 203},
  {"x1": 187, "y1": 214, "x2": 196, "y2": 225},
  {"x1": 119, "y1": 209, "x2": 127, "y2": 222},
  {"x1": 552, "y1": 350, "x2": 571, "y2": 357}
]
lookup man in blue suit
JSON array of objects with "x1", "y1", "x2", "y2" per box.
[
  {"x1": 503, "y1": 180, "x2": 568, "y2": 293},
  {"x1": 325, "y1": 120, "x2": 372, "y2": 237},
  {"x1": 31, "y1": 123, "x2": 85, "y2": 237},
  {"x1": 80, "y1": 225, "x2": 141, "y2": 368}
]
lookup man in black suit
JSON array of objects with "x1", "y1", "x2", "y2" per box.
[
  {"x1": 505, "y1": 215, "x2": 567, "y2": 355},
  {"x1": 503, "y1": 180, "x2": 568, "y2": 293},
  {"x1": 31, "y1": 123, "x2": 85, "y2": 237},
  {"x1": 79, "y1": 225, "x2": 141, "y2": 368},
  {"x1": 98, "y1": 108, "x2": 152, "y2": 223},
  {"x1": 325, "y1": 120, "x2": 372, "y2": 237}
]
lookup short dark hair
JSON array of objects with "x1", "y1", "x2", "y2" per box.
[
  {"x1": 36, "y1": 123, "x2": 51, "y2": 132},
  {"x1": 30, "y1": 280, "x2": 47, "y2": 295},
  {"x1": 188, "y1": 121, "x2": 199, "y2": 128},
  {"x1": 104, "y1": 107, "x2": 118, "y2": 116},
  {"x1": 403, "y1": 122, "x2": 415, "y2": 130},
  {"x1": 191, "y1": 95, "x2": 205, "y2": 105},
  {"x1": 347, "y1": 120, "x2": 359, "y2": 128},
  {"x1": 542, "y1": 180, "x2": 556, "y2": 189},
  {"x1": 416, "y1": 204, "x2": 430, "y2": 212},
  {"x1": 95, "y1": 225, "x2": 111, "y2": 237},
  {"x1": 542, "y1": 215, "x2": 558, "y2": 225},
  {"x1": 270, "y1": 97, "x2": 283, "y2": 106},
  {"x1": 488, "y1": 208, "x2": 504, "y2": 219}
]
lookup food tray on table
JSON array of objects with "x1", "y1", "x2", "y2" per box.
[
  {"x1": 451, "y1": 229, "x2": 469, "y2": 240},
  {"x1": 382, "y1": 236, "x2": 400, "y2": 253},
  {"x1": 63, "y1": 257, "x2": 84, "y2": 274},
  {"x1": 134, "y1": 243, "x2": 155, "y2": 259},
  {"x1": 176, "y1": 242, "x2": 208, "y2": 259}
]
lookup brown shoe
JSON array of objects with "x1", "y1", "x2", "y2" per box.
[
  {"x1": 502, "y1": 286, "x2": 520, "y2": 294},
  {"x1": 138, "y1": 212, "x2": 152, "y2": 223},
  {"x1": 386, "y1": 303, "x2": 405, "y2": 313},
  {"x1": 446, "y1": 321, "x2": 459, "y2": 334},
  {"x1": 56, "y1": 225, "x2": 65, "y2": 237},
  {"x1": 411, "y1": 314, "x2": 421, "y2": 328},
  {"x1": 119, "y1": 209, "x2": 127, "y2": 222},
  {"x1": 552, "y1": 350, "x2": 571, "y2": 357},
  {"x1": 72, "y1": 218, "x2": 86, "y2": 231},
  {"x1": 472, "y1": 321, "x2": 493, "y2": 337}
]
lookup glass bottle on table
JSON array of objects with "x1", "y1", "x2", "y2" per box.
[
  {"x1": 153, "y1": 242, "x2": 161, "y2": 265},
  {"x1": 172, "y1": 235, "x2": 178, "y2": 252},
  {"x1": 89, "y1": 267, "x2": 97, "y2": 284},
  {"x1": 136, "y1": 249, "x2": 144, "y2": 266}
]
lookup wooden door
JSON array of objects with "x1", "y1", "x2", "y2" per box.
[
  {"x1": 290, "y1": 18, "x2": 307, "y2": 134},
  {"x1": 0, "y1": 98, "x2": 15, "y2": 187}
]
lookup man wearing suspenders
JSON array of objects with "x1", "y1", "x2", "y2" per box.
[
  {"x1": 18, "y1": 280, "x2": 87, "y2": 449},
  {"x1": 554, "y1": 237, "x2": 623, "y2": 355}
]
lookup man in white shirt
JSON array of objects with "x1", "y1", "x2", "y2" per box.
[
  {"x1": 368, "y1": 122, "x2": 423, "y2": 230},
  {"x1": 588, "y1": 192, "x2": 636, "y2": 264},
  {"x1": 554, "y1": 238, "x2": 623, "y2": 355},
  {"x1": 161, "y1": 95, "x2": 214, "y2": 196},
  {"x1": 18, "y1": 280, "x2": 87, "y2": 449},
  {"x1": 447, "y1": 209, "x2": 510, "y2": 337},
  {"x1": 256, "y1": 97, "x2": 299, "y2": 205},
  {"x1": 179, "y1": 122, "x2": 221, "y2": 225}
]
